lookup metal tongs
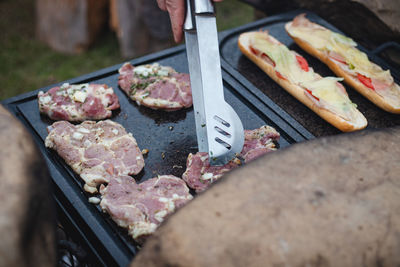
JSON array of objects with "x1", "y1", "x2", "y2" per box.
[{"x1": 184, "y1": 0, "x2": 244, "y2": 165}]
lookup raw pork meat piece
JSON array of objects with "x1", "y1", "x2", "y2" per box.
[
  {"x1": 183, "y1": 125, "x2": 280, "y2": 192},
  {"x1": 45, "y1": 120, "x2": 144, "y2": 193},
  {"x1": 118, "y1": 62, "x2": 192, "y2": 111},
  {"x1": 38, "y1": 83, "x2": 119, "y2": 121},
  {"x1": 100, "y1": 175, "x2": 193, "y2": 240}
]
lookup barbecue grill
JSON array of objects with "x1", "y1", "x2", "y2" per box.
[{"x1": 2, "y1": 10, "x2": 399, "y2": 267}]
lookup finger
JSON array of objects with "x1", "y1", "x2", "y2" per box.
[
  {"x1": 157, "y1": 0, "x2": 167, "y2": 11},
  {"x1": 166, "y1": 0, "x2": 185, "y2": 43}
]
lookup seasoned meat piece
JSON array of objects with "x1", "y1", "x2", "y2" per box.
[
  {"x1": 100, "y1": 175, "x2": 193, "y2": 240},
  {"x1": 182, "y1": 125, "x2": 280, "y2": 192},
  {"x1": 182, "y1": 152, "x2": 241, "y2": 193},
  {"x1": 45, "y1": 120, "x2": 144, "y2": 193},
  {"x1": 38, "y1": 83, "x2": 120, "y2": 121},
  {"x1": 240, "y1": 125, "x2": 280, "y2": 163},
  {"x1": 118, "y1": 62, "x2": 192, "y2": 111}
]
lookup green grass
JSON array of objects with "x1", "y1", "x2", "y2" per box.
[
  {"x1": 216, "y1": 0, "x2": 255, "y2": 30},
  {"x1": 0, "y1": 0, "x2": 254, "y2": 101}
]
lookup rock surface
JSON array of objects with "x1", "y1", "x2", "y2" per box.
[
  {"x1": 0, "y1": 105, "x2": 56, "y2": 267},
  {"x1": 131, "y1": 126, "x2": 400, "y2": 267}
]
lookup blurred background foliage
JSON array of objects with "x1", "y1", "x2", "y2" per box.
[{"x1": 0, "y1": 0, "x2": 255, "y2": 101}]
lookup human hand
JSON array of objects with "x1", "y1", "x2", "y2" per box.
[{"x1": 157, "y1": 0, "x2": 223, "y2": 43}]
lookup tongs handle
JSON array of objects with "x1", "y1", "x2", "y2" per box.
[
  {"x1": 184, "y1": 0, "x2": 215, "y2": 31},
  {"x1": 194, "y1": 0, "x2": 214, "y2": 14}
]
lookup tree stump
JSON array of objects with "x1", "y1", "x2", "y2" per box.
[
  {"x1": 110, "y1": 0, "x2": 174, "y2": 59},
  {"x1": 36, "y1": 0, "x2": 108, "y2": 54}
]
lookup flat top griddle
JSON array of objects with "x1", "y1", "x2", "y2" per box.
[
  {"x1": 2, "y1": 43, "x2": 311, "y2": 266},
  {"x1": 219, "y1": 10, "x2": 400, "y2": 137}
]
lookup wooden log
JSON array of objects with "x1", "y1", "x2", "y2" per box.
[
  {"x1": 110, "y1": 0, "x2": 174, "y2": 59},
  {"x1": 36, "y1": 0, "x2": 108, "y2": 54}
]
